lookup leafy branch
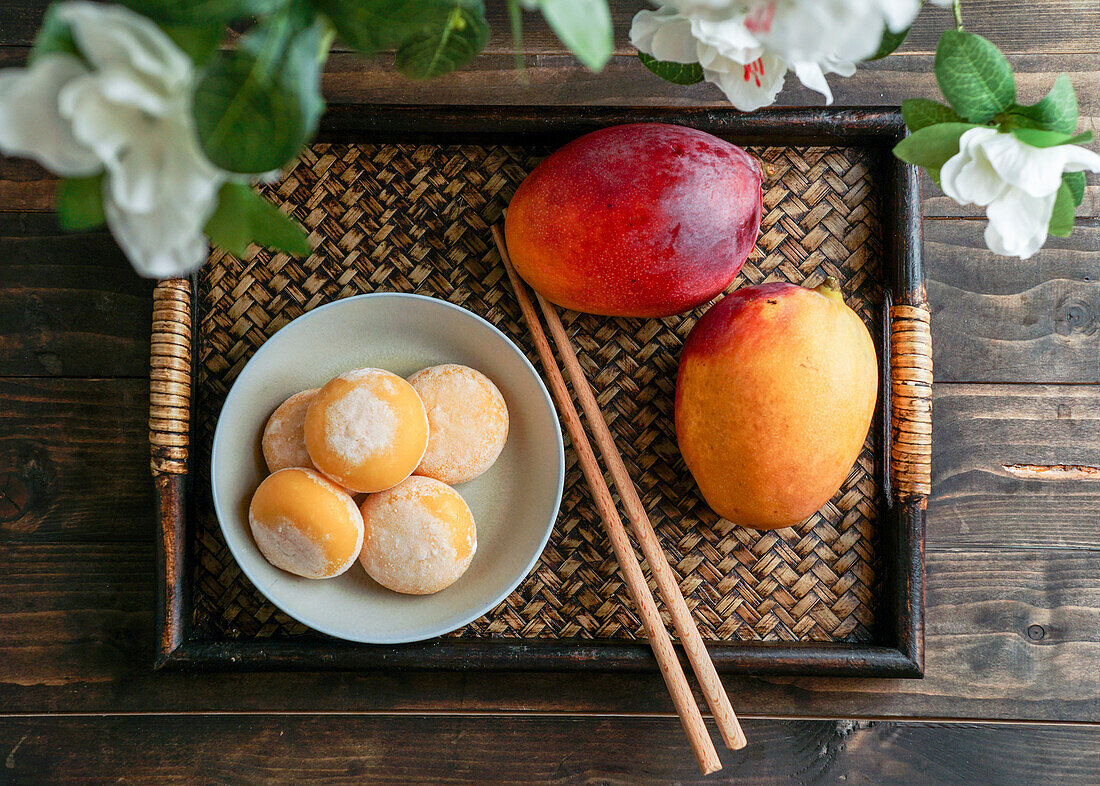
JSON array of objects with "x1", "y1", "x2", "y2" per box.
[
  {"x1": 893, "y1": 28, "x2": 1090, "y2": 237},
  {"x1": 39, "y1": 0, "x2": 615, "y2": 261}
]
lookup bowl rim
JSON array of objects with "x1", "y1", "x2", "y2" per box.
[{"x1": 210, "y1": 291, "x2": 565, "y2": 644}]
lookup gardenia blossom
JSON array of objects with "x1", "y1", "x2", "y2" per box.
[
  {"x1": 632, "y1": 0, "x2": 950, "y2": 111},
  {"x1": 940, "y1": 127, "x2": 1100, "y2": 259},
  {"x1": 0, "y1": 2, "x2": 226, "y2": 277}
]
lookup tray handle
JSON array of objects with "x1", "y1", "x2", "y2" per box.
[
  {"x1": 150, "y1": 278, "x2": 192, "y2": 477},
  {"x1": 888, "y1": 303, "x2": 932, "y2": 500}
]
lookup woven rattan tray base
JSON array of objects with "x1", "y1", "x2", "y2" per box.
[{"x1": 152, "y1": 107, "x2": 927, "y2": 676}]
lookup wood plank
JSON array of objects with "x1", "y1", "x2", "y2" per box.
[
  {"x1": 1, "y1": 714, "x2": 1099, "y2": 784},
  {"x1": 931, "y1": 384, "x2": 1100, "y2": 549},
  {"x1": 927, "y1": 221, "x2": 1100, "y2": 385},
  {"x1": 0, "y1": 214, "x2": 153, "y2": 377},
  {"x1": 502, "y1": 0, "x2": 1100, "y2": 57},
  {"x1": 5, "y1": 373, "x2": 1100, "y2": 549},
  {"x1": 0, "y1": 53, "x2": 1095, "y2": 219},
  {"x1": 2, "y1": 539, "x2": 1098, "y2": 721},
  {"x1": 2, "y1": 0, "x2": 1100, "y2": 54},
  {"x1": 0, "y1": 379, "x2": 152, "y2": 542},
  {"x1": 0, "y1": 46, "x2": 1096, "y2": 116},
  {"x1": 309, "y1": 52, "x2": 1100, "y2": 118}
]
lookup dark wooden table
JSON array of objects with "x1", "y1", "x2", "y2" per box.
[{"x1": 2, "y1": 2, "x2": 1099, "y2": 782}]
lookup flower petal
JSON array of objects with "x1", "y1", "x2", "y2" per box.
[
  {"x1": 630, "y1": 9, "x2": 699, "y2": 64},
  {"x1": 876, "y1": 0, "x2": 923, "y2": 33},
  {"x1": 103, "y1": 182, "x2": 215, "y2": 278},
  {"x1": 59, "y1": 73, "x2": 156, "y2": 203},
  {"x1": 793, "y1": 62, "x2": 833, "y2": 104},
  {"x1": 0, "y1": 55, "x2": 100, "y2": 177},
  {"x1": 979, "y1": 131, "x2": 1078, "y2": 197},
  {"x1": 691, "y1": 14, "x2": 763, "y2": 63},
  {"x1": 940, "y1": 128, "x2": 1006, "y2": 206},
  {"x1": 703, "y1": 52, "x2": 786, "y2": 112},
  {"x1": 984, "y1": 188, "x2": 1056, "y2": 259},
  {"x1": 1055, "y1": 143, "x2": 1100, "y2": 175},
  {"x1": 57, "y1": 1, "x2": 192, "y2": 90}
]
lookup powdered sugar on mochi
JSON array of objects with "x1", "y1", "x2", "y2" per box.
[
  {"x1": 249, "y1": 514, "x2": 332, "y2": 579},
  {"x1": 323, "y1": 385, "x2": 398, "y2": 463},
  {"x1": 409, "y1": 364, "x2": 508, "y2": 485},
  {"x1": 359, "y1": 479, "x2": 476, "y2": 595},
  {"x1": 262, "y1": 389, "x2": 318, "y2": 472}
]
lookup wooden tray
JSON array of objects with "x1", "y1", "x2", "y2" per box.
[{"x1": 149, "y1": 106, "x2": 928, "y2": 677}]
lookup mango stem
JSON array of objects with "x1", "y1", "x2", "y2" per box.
[{"x1": 814, "y1": 276, "x2": 845, "y2": 304}]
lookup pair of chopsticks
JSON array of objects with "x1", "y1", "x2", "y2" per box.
[{"x1": 491, "y1": 225, "x2": 746, "y2": 775}]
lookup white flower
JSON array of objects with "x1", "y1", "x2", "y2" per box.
[
  {"x1": 941, "y1": 127, "x2": 1100, "y2": 259},
  {"x1": 631, "y1": 4, "x2": 850, "y2": 110},
  {"x1": 633, "y1": 0, "x2": 952, "y2": 110},
  {"x1": 0, "y1": 2, "x2": 226, "y2": 278}
]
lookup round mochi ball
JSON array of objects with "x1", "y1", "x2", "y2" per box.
[
  {"x1": 304, "y1": 368, "x2": 429, "y2": 494},
  {"x1": 358, "y1": 475, "x2": 477, "y2": 595},
  {"x1": 248, "y1": 467, "x2": 364, "y2": 579},
  {"x1": 261, "y1": 388, "x2": 319, "y2": 473},
  {"x1": 407, "y1": 364, "x2": 509, "y2": 485}
]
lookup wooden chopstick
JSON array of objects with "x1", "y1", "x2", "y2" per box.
[
  {"x1": 533, "y1": 291, "x2": 748, "y2": 752},
  {"x1": 492, "y1": 226, "x2": 723, "y2": 776}
]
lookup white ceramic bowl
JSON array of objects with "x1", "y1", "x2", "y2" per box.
[{"x1": 211, "y1": 293, "x2": 564, "y2": 644}]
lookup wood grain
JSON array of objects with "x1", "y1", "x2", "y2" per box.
[
  {"x1": 309, "y1": 52, "x2": 1100, "y2": 120},
  {"x1": 930, "y1": 384, "x2": 1100, "y2": 549},
  {"x1": 2, "y1": 198, "x2": 1097, "y2": 389},
  {"x1": 2, "y1": 540, "x2": 1098, "y2": 721},
  {"x1": 0, "y1": 214, "x2": 153, "y2": 377},
  {"x1": 0, "y1": 0, "x2": 1098, "y2": 777},
  {"x1": 2, "y1": 715, "x2": 1100, "y2": 784},
  {"x1": 0, "y1": 379, "x2": 152, "y2": 542},
  {"x1": 5, "y1": 376, "x2": 1099, "y2": 555},
  {"x1": 927, "y1": 221, "x2": 1100, "y2": 384}
]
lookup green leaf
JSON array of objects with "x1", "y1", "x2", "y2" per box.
[
  {"x1": 194, "y1": 50, "x2": 305, "y2": 173},
  {"x1": 934, "y1": 30, "x2": 1015, "y2": 123},
  {"x1": 537, "y1": 0, "x2": 613, "y2": 72},
  {"x1": 868, "y1": 24, "x2": 910, "y2": 61},
  {"x1": 313, "y1": 0, "x2": 444, "y2": 54},
  {"x1": 1063, "y1": 171, "x2": 1086, "y2": 207},
  {"x1": 393, "y1": 2, "x2": 489, "y2": 79},
  {"x1": 56, "y1": 173, "x2": 105, "y2": 231},
  {"x1": 1047, "y1": 181, "x2": 1075, "y2": 237},
  {"x1": 242, "y1": 12, "x2": 329, "y2": 128},
  {"x1": 120, "y1": 0, "x2": 289, "y2": 24},
  {"x1": 193, "y1": 13, "x2": 329, "y2": 173},
  {"x1": 1004, "y1": 74, "x2": 1078, "y2": 134},
  {"x1": 1009, "y1": 127, "x2": 1093, "y2": 148},
  {"x1": 902, "y1": 98, "x2": 964, "y2": 132},
  {"x1": 204, "y1": 182, "x2": 312, "y2": 257},
  {"x1": 637, "y1": 52, "x2": 703, "y2": 85},
  {"x1": 892, "y1": 122, "x2": 977, "y2": 171},
  {"x1": 161, "y1": 22, "x2": 224, "y2": 65},
  {"x1": 30, "y1": 5, "x2": 80, "y2": 64}
]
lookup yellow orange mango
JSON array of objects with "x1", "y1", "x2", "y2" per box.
[{"x1": 675, "y1": 279, "x2": 878, "y2": 530}]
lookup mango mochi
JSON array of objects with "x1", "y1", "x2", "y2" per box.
[
  {"x1": 304, "y1": 368, "x2": 429, "y2": 494},
  {"x1": 249, "y1": 363, "x2": 506, "y2": 594},
  {"x1": 261, "y1": 388, "x2": 319, "y2": 473},
  {"x1": 358, "y1": 475, "x2": 477, "y2": 595},
  {"x1": 248, "y1": 468, "x2": 364, "y2": 579},
  {"x1": 408, "y1": 363, "x2": 509, "y2": 485}
]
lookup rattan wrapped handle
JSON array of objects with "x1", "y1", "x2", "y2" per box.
[
  {"x1": 150, "y1": 278, "x2": 192, "y2": 477},
  {"x1": 889, "y1": 303, "x2": 932, "y2": 500}
]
